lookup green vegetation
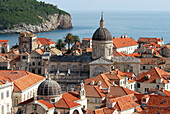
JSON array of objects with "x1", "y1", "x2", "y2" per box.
[
  {"x1": 0, "y1": 0, "x2": 70, "y2": 30},
  {"x1": 64, "y1": 33, "x2": 73, "y2": 50},
  {"x1": 56, "y1": 39, "x2": 66, "y2": 50}
]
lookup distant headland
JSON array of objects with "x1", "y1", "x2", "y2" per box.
[{"x1": 0, "y1": 0, "x2": 73, "y2": 34}]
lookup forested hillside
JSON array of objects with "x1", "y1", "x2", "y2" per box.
[{"x1": 0, "y1": 0, "x2": 70, "y2": 30}]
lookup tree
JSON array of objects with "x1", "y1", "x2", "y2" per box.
[
  {"x1": 56, "y1": 39, "x2": 65, "y2": 50},
  {"x1": 64, "y1": 33, "x2": 73, "y2": 50},
  {"x1": 73, "y1": 35, "x2": 80, "y2": 45}
]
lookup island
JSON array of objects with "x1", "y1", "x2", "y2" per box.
[{"x1": 0, "y1": 0, "x2": 73, "y2": 33}]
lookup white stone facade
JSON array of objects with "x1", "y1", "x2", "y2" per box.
[
  {"x1": 116, "y1": 45, "x2": 138, "y2": 54},
  {"x1": 0, "y1": 81, "x2": 13, "y2": 114}
]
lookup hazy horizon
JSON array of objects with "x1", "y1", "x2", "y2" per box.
[{"x1": 40, "y1": 0, "x2": 170, "y2": 13}]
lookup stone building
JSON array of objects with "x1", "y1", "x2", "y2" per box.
[
  {"x1": 112, "y1": 36, "x2": 139, "y2": 54},
  {"x1": 162, "y1": 45, "x2": 170, "y2": 57},
  {"x1": 0, "y1": 70, "x2": 46, "y2": 113},
  {"x1": 47, "y1": 13, "x2": 140, "y2": 92},
  {"x1": 18, "y1": 76, "x2": 87, "y2": 114},
  {"x1": 0, "y1": 75, "x2": 13, "y2": 114},
  {"x1": 0, "y1": 40, "x2": 9, "y2": 53},
  {"x1": 18, "y1": 31, "x2": 37, "y2": 54},
  {"x1": 136, "y1": 67, "x2": 170, "y2": 93}
]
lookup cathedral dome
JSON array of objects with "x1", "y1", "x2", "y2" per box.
[
  {"x1": 92, "y1": 28, "x2": 112, "y2": 41},
  {"x1": 37, "y1": 78, "x2": 61, "y2": 96},
  {"x1": 92, "y1": 12, "x2": 112, "y2": 41}
]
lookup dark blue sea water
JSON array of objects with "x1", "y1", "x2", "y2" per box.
[{"x1": 0, "y1": 11, "x2": 170, "y2": 47}]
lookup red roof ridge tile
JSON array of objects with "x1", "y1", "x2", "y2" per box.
[
  {"x1": 38, "y1": 99, "x2": 54, "y2": 109},
  {"x1": 94, "y1": 86, "x2": 105, "y2": 98}
]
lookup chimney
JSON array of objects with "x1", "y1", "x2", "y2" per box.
[
  {"x1": 124, "y1": 35, "x2": 127, "y2": 38},
  {"x1": 121, "y1": 35, "x2": 124, "y2": 39},
  {"x1": 108, "y1": 87, "x2": 110, "y2": 93}
]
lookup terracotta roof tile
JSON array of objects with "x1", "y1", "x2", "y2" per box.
[
  {"x1": 0, "y1": 70, "x2": 45, "y2": 91},
  {"x1": 82, "y1": 38, "x2": 92, "y2": 41},
  {"x1": 146, "y1": 95, "x2": 170, "y2": 108},
  {"x1": 113, "y1": 51, "x2": 126, "y2": 57},
  {"x1": 110, "y1": 94, "x2": 140, "y2": 111},
  {"x1": 55, "y1": 97, "x2": 80, "y2": 108},
  {"x1": 136, "y1": 67, "x2": 170, "y2": 83},
  {"x1": 38, "y1": 100, "x2": 54, "y2": 109},
  {"x1": 106, "y1": 86, "x2": 138, "y2": 98},
  {"x1": 62, "y1": 92, "x2": 80, "y2": 101},
  {"x1": 85, "y1": 73, "x2": 112, "y2": 87},
  {"x1": 0, "y1": 75, "x2": 7, "y2": 85},
  {"x1": 113, "y1": 37, "x2": 138, "y2": 48},
  {"x1": 138, "y1": 37, "x2": 161, "y2": 43},
  {"x1": 139, "y1": 107, "x2": 170, "y2": 114},
  {"x1": 163, "y1": 90, "x2": 170, "y2": 96},
  {"x1": 93, "y1": 107, "x2": 115, "y2": 114},
  {"x1": 0, "y1": 40, "x2": 9, "y2": 42},
  {"x1": 34, "y1": 49, "x2": 44, "y2": 55},
  {"x1": 37, "y1": 38, "x2": 56, "y2": 45}
]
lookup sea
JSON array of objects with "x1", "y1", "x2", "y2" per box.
[{"x1": 0, "y1": 11, "x2": 170, "y2": 47}]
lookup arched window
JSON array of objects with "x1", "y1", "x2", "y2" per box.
[
  {"x1": 73, "y1": 110, "x2": 79, "y2": 114},
  {"x1": 30, "y1": 91, "x2": 32, "y2": 97},
  {"x1": 62, "y1": 65, "x2": 66, "y2": 71},
  {"x1": 109, "y1": 48, "x2": 111, "y2": 56},
  {"x1": 84, "y1": 65, "x2": 89, "y2": 72},
  {"x1": 24, "y1": 94, "x2": 26, "y2": 100},
  {"x1": 51, "y1": 65, "x2": 55, "y2": 72},
  {"x1": 14, "y1": 98, "x2": 18, "y2": 107},
  {"x1": 1, "y1": 105, "x2": 4, "y2": 114},
  {"x1": 129, "y1": 66, "x2": 133, "y2": 72},
  {"x1": 73, "y1": 65, "x2": 78, "y2": 72},
  {"x1": 6, "y1": 91, "x2": 9, "y2": 97},
  {"x1": 27, "y1": 92, "x2": 29, "y2": 99}
]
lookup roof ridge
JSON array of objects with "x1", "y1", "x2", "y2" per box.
[
  {"x1": 101, "y1": 74, "x2": 110, "y2": 87},
  {"x1": 154, "y1": 67, "x2": 163, "y2": 79},
  {"x1": 94, "y1": 86, "x2": 103, "y2": 98},
  {"x1": 62, "y1": 97, "x2": 71, "y2": 108}
]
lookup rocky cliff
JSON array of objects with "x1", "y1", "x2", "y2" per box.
[{"x1": 0, "y1": 14, "x2": 72, "y2": 34}]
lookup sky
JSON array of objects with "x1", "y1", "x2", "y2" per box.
[{"x1": 40, "y1": 0, "x2": 170, "y2": 12}]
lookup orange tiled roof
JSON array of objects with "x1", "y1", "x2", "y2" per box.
[
  {"x1": 139, "y1": 58, "x2": 157, "y2": 65},
  {"x1": 62, "y1": 92, "x2": 80, "y2": 101},
  {"x1": 84, "y1": 85, "x2": 105, "y2": 98},
  {"x1": 38, "y1": 100, "x2": 54, "y2": 109},
  {"x1": 0, "y1": 70, "x2": 45, "y2": 91},
  {"x1": 85, "y1": 73, "x2": 112, "y2": 87},
  {"x1": 34, "y1": 49, "x2": 44, "y2": 55},
  {"x1": 0, "y1": 75, "x2": 7, "y2": 85},
  {"x1": 106, "y1": 86, "x2": 138, "y2": 98},
  {"x1": 139, "y1": 107, "x2": 170, "y2": 114},
  {"x1": 37, "y1": 38, "x2": 56, "y2": 45},
  {"x1": 55, "y1": 97, "x2": 80, "y2": 108},
  {"x1": 146, "y1": 95, "x2": 170, "y2": 108},
  {"x1": 82, "y1": 38, "x2": 92, "y2": 41},
  {"x1": 163, "y1": 90, "x2": 170, "y2": 96},
  {"x1": 127, "y1": 53, "x2": 141, "y2": 57},
  {"x1": 138, "y1": 37, "x2": 161, "y2": 43},
  {"x1": 105, "y1": 73, "x2": 124, "y2": 80},
  {"x1": 113, "y1": 51, "x2": 126, "y2": 57},
  {"x1": 136, "y1": 67, "x2": 170, "y2": 83},
  {"x1": 112, "y1": 37, "x2": 138, "y2": 48},
  {"x1": 109, "y1": 94, "x2": 140, "y2": 111},
  {"x1": 92, "y1": 107, "x2": 115, "y2": 114},
  {"x1": 0, "y1": 40, "x2": 9, "y2": 42}
]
